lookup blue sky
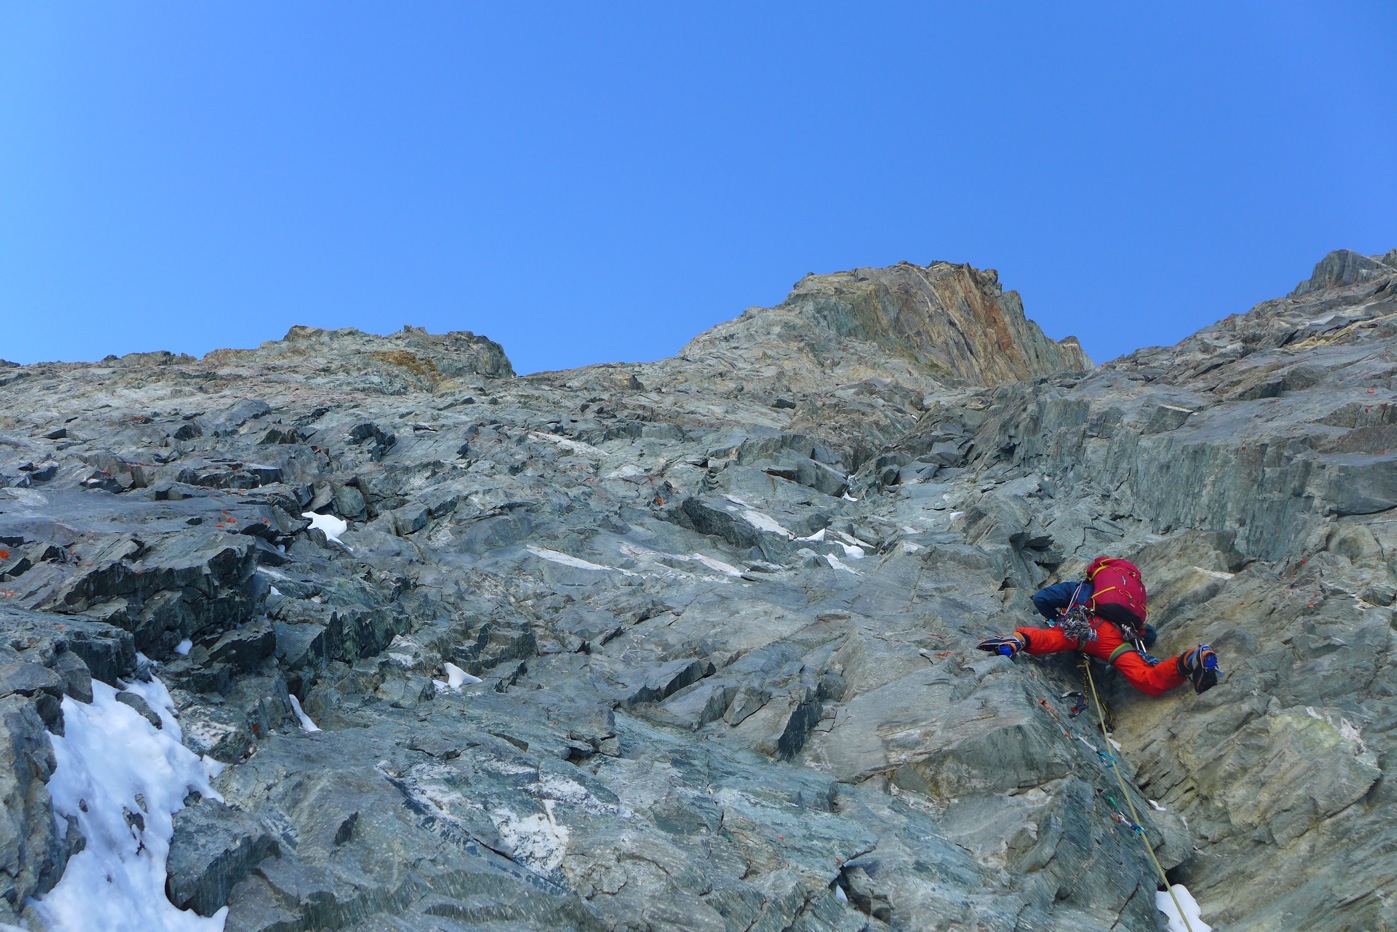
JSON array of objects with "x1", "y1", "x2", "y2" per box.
[{"x1": 2, "y1": 3, "x2": 1394, "y2": 374}]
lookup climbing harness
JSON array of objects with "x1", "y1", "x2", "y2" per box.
[{"x1": 1079, "y1": 661, "x2": 1195, "y2": 932}]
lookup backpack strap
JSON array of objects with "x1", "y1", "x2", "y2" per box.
[{"x1": 1107, "y1": 642, "x2": 1136, "y2": 665}]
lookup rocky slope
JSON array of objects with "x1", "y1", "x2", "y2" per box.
[{"x1": 0, "y1": 254, "x2": 1392, "y2": 930}]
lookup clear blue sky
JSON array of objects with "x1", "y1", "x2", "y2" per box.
[{"x1": 2, "y1": 3, "x2": 1394, "y2": 374}]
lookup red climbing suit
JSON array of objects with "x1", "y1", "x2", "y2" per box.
[{"x1": 1014, "y1": 620, "x2": 1187, "y2": 697}]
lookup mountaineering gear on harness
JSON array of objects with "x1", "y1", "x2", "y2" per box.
[
  {"x1": 1179, "y1": 644, "x2": 1220, "y2": 694},
  {"x1": 977, "y1": 634, "x2": 1026, "y2": 657},
  {"x1": 1056, "y1": 605, "x2": 1098, "y2": 645}
]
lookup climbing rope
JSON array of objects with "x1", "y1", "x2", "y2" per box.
[
  {"x1": 1078, "y1": 657, "x2": 1112, "y2": 731},
  {"x1": 1080, "y1": 661, "x2": 1194, "y2": 932}
]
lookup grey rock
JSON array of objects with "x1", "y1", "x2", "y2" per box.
[
  {"x1": 114, "y1": 690, "x2": 163, "y2": 729},
  {"x1": 166, "y1": 797, "x2": 278, "y2": 916},
  {"x1": 0, "y1": 252, "x2": 1394, "y2": 930}
]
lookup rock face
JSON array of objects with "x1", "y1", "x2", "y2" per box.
[{"x1": 0, "y1": 255, "x2": 1392, "y2": 930}]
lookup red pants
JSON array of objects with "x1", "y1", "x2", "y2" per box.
[{"x1": 1015, "y1": 622, "x2": 1187, "y2": 697}]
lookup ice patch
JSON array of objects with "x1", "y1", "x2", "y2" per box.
[
  {"x1": 524, "y1": 545, "x2": 636, "y2": 576},
  {"x1": 32, "y1": 680, "x2": 226, "y2": 931},
  {"x1": 434, "y1": 662, "x2": 483, "y2": 692},
  {"x1": 287, "y1": 695, "x2": 321, "y2": 733},
  {"x1": 174, "y1": 639, "x2": 193, "y2": 656},
  {"x1": 1149, "y1": 799, "x2": 1167, "y2": 812},
  {"x1": 1157, "y1": 884, "x2": 1211, "y2": 932}
]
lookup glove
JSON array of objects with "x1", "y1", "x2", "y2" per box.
[
  {"x1": 1179, "y1": 644, "x2": 1220, "y2": 694},
  {"x1": 977, "y1": 634, "x2": 1026, "y2": 657}
]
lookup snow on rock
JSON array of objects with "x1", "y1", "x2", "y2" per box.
[
  {"x1": 524, "y1": 545, "x2": 636, "y2": 576},
  {"x1": 174, "y1": 639, "x2": 193, "y2": 656},
  {"x1": 1157, "y1": 884, "x2": 1211, "y2": 932},
  {"x1": 302, "y1": 512, "x2": 352, "y2": 551},
  {"x1": 723, "y1": 495, "x2": 794, "y2": 538},
  {"x1": 434, "y1": 662, "x2": 484, "y2": 692},
  {"x1": 528, "y1": 431, "x2": 604, "y2": 457},
  {"x1": 490, "y1": 800, "x2": 569, "y2": 874},
  {"x1": 688, "y1": 553, "x2": 744, "y2": 577},
  {"x1": 825, "y1": 554, "x2": 862, "y2": 575},
  {"x1": 287, "y1": 694, "x2": 321, "y2": 733},
  {"x1": 32, "y1": 679, "x2": 226, "y2": 932}
]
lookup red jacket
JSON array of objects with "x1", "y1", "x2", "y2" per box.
[{"x1": 1015, "y1": 619, "x2": 1186, "y2": 697}]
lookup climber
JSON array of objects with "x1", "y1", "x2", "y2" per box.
[{"x1": 976, "y1": 556, "x2": 1220, "y2": 696}]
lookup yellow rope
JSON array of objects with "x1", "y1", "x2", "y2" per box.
[{"x1": 1082, "y1": 661, "x2": 1194, "y2": 932}]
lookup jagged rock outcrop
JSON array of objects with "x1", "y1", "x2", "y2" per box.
[
  {"x1": 679, "y1": 261, "x2": 1090, "y2": 387},
  {"x1": 0, "y1": 254, "x2": 1392, "y2": 930}
]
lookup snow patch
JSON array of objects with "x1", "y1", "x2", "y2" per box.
[
  {"x1": 741, "y1": 509, "x2": 792, "y2": 536},
  {"x1": 302, "y1": 511, "x2": 347, "y2": 541},
  {"x1": 1149, "y1": 799, "x2": 1168, "y2": 812},
  {"x1": 825, "y1": 554, "x2": 861, "y2": 575},
  {"x1": 528, "y1": 431, "x2": 604, "y2": 457},
  {"x1": 689, "y1": 553, "x2": 744, "y2": 577},
  {"x1": 32, "y1": 679, "x2": 226, "y2": 931},
  {"x1": 173, "y1": 639, "x2": 193, "y2": 656},
  {"x1": 287, "y1": 694, "x2": 321, "y2": 733},
  {"x1": 834, "y1": 541, "x2": 865, "y2": 559},
  {"x1": 434, "y1": 662, "x2": 483, "y2": 692},
  {"x1": 524, "y1": 545, "x2": 636, "y2": 576},
  {"x1": 797, "y1": 528, "x2": 827, "y2": 542},
  {"x1": 491, "y1": 802, "x2": 570, "y2": 873},
  {"x1": 1157, "y1": 884, "x2": 1211, "y2": 932},
  {"x1": 302, "y1": 512, "x2": 352, "y2": 552}
]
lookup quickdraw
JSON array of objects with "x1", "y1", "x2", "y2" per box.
[
  {"x1": 1060, "y1": 690, "x2": 1088, "y2": 718},
  {"x1": 1111, "y1": 810, "x2": 1146, "y2": 835}
]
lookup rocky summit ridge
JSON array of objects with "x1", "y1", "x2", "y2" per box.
[{"x1": 0, "y1": 254, "x2": 1394, "y2": 930}]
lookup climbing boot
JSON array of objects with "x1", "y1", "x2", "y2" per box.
[{"x1": 1178, "y1": 644, "x2": 1219, "y2": 694}]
